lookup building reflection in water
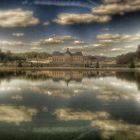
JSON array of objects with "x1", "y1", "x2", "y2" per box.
[
  {"x1": 0, "y1": 70, "x2": 139, "y2": 87},
  {"x1": 0, "y1": 70, "x2": 116, "y2": 82}
]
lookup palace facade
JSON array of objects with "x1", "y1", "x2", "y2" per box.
[{"x1": 49, "y1": 48, "x2": 96, "y2": 67}]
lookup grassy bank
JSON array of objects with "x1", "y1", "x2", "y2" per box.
[{"x1": 0, "y1": 66, "x2": 140, "y2": 72}]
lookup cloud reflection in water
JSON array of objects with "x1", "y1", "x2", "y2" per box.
[
  {"x1": 54, "y1": 108, "x2": 110, "y2": 121},
  {"x1": 0, "y1": 70, "x2": 139, "y2": 139},
  {"x1": 0, "y1": 105, "x2": 37, "y2": 125}
]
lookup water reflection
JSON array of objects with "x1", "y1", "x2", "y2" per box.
[
  {"x1": 0, "y1": 70, "x2": 115, "y2": 82},
  {"x1": 54, "y1": 109, "x2": 110, "y2": 121},
  {"x1": 116, "y1": 71, "x2": 140, "y2": 90},
  {"x1": 91, "y1": 120, "x2": 140, "y2": 139},
  {"x1": 0, "y1": 70, "x2": 140, "y2": 140},
  {"x1": 0, "y1": 105, "x2": 37, "y2": 125}
]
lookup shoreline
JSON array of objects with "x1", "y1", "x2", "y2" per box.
[{"x1": 0, "y1": 67, "x2": 140, "y2": 72}]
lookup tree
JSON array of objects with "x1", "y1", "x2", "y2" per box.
[
  {"x1": 129, "y1": 59, "x2": 135, "y2": 68},
  {"x1": 136, "y1": 45, "x2": 140, "y2": 59},
  {"x1": 116, "y1": 52, "x2": 136, "y2": 64},
  {"x1": 6, "y1": 50, "x2": 11, "y2": 55},
  {"x1": 17, "y1": 60, "x2": 23, "y2": 67},
  {"x1": 96, "y1": 61, "x2": 100, "y2": 68}
]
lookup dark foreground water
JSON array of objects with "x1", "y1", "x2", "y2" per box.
[{"x1": 0, "y1": 70, "x2": 140, "y2": 140}]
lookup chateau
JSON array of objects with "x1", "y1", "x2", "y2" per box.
[{"x1": 49, "y1": 48, "x2": 96, "y2": 67}]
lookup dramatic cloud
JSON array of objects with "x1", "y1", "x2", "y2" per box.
[
  {"x1": 32, "y1": 35, "x2": 77, "y2": 46},
  {"x1": 96, "y1": 33, "x2": 140, "y2": 43},
  {"x1": 54, "y1": 13, "x2": 111, "y2": 25},
  {"x1": 34, "y1": 0, "x2": 97, "y2": 8},
  {"x1": 93, "y1": 0, "x2": 140, "y2": 16},
  {"x1": 0, "y1": 8, "x2": 39, "y2": 28},
  {"x1": 67, "y1": 32, "x2": 140, "y2": 56},
  {"x1": 73, "y1": 33, "x2": 140, "y2": 56},
  {"x1": 53, "y1": 0, "x2": 140, "y2": 26},
  {"x1": 1, "y1": 32, "x2": 139, "y2": 56}
]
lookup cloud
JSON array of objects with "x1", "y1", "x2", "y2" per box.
[
  {"x1": 53, "y1": 0, "x2": 140, "y2": 26},
  {"x1": 54, "y1": 13, "x2": 111, "y2": 25},
  {"x1": 111, "y1": 48, "x2": 124, "y2": 52},
  {"x1": 103, "y1": 0, "x2": 121, "y2": 4},
  {"x1": 34, "y1": 0, "x2": 97, "y2": 8},
  {"x1": 81, "y1": 33, "x2": 140, "y2": 55},
  {"x1": 22, "y1": 0, "x2": 28, "y2": 5},
  {"x1": 0, "y1": 35, "x2": 77, "y2": 49},
  {"x1": 12, "y1": 32, "x2": 24, "y2": 37},
  {"x1": 54, "y1": 108, "x2": 110, "y2": 121},
  {"x1": 43, "y1": 21, "x2": 50, "y2": 26},
  {"x1": 32, "y1": 35, "x2": 77, "y2": 46},
  {"x1": 32, "y1": 37, "x2": 64, "y2": 46},
  {"x1": 96, "y1": 33, "x2": 140, "y2": 43},
  {"x1": 59, "y1": 35, "x2": 77, "y2": 41},
  {"x1": 0, "y1": 105, "x2": 37, "y2": 125},
  {"x1": 0, "y1": 8, "x2": 39, "y2": 28},
  {"x1": 1, "y1": 32, "x2": 138, "y2": 56},
  {"x1": 74, "y1": 40, "x2": 86, "y2": 45},
  {"x1": 66, "y1": 35, "x2": 138, "y2": 56},
  {"x1": 92, "y1": 0, "x2": 140, "y2": 16},
  {"x1": 30, "y1": 46, "x2": 43, "y2": 51},
  {"x1": 0, "y1": 40, "x2": 26, "y2": 46}
]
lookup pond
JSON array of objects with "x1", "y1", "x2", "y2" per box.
[{"x1": 0, "y1": 70, "x2": 140, "y2": 140}]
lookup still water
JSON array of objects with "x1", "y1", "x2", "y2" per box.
[{"x1": 0, "y1": 70, "x2": 140, "y2": 140}]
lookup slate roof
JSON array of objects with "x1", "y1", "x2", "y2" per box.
[{"x1": 52, "y1": 49, "x2": 83, "y2": 56}]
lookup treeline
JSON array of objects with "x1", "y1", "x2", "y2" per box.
[
  {"x1": 19, "y1": 52, "x2": 51, "y2": 59},
  {"x1": 0, "y1": 49, "x2": 50, "y2": 62},
  {"x1": 116, "y1": 46, "x2": 140, "y2": 65},
  {"x1": 0, "y1": 50, "x2": 25, "y2": 62}
]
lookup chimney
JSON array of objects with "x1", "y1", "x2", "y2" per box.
[{"x1": 66, "y1": 48, "x2": 70, "y2": 52}]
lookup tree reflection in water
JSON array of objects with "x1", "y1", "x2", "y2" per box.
[{"x1": 0, "y1": 70, "x2": 139, "y2": 89}]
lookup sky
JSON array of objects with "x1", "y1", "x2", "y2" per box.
[{"x1": 0, "y1": 0, "x2": 140, "y2": 56}]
